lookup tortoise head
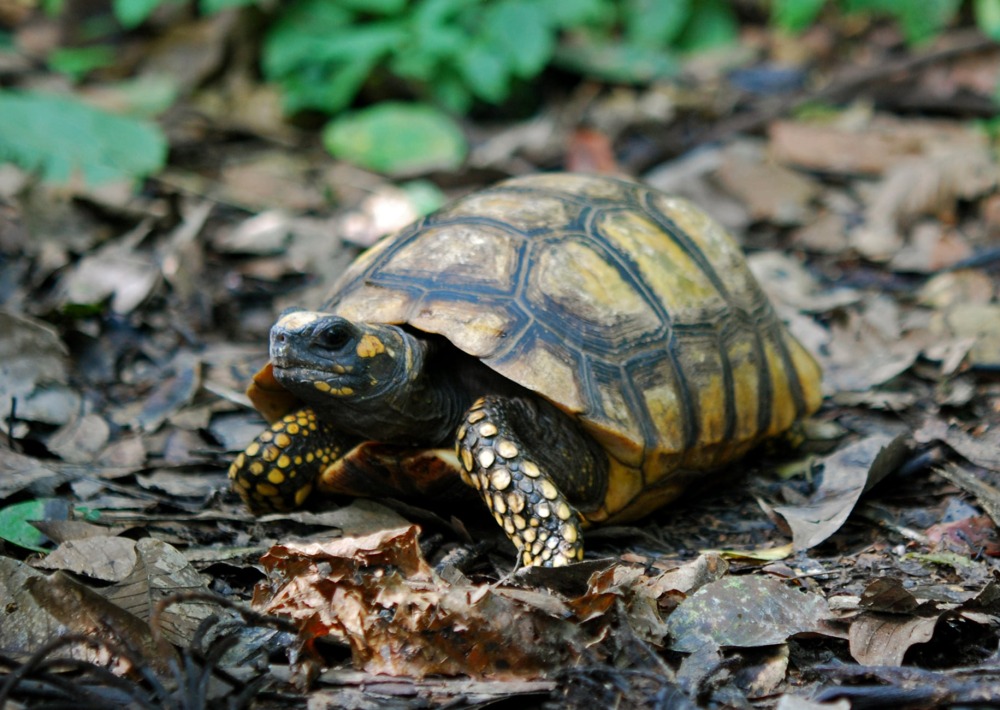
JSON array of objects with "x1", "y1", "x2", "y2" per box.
[{"x1": 268, "y1": 310, "x2": 414, "y2": 408}]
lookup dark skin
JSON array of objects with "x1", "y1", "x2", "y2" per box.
[{"x1": 229, "y1": 309, "x2": 610, "y2": 567}]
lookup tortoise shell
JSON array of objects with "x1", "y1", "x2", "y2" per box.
[{"x1": 250, "y1": 173, "x2": 822, "y2": 524}]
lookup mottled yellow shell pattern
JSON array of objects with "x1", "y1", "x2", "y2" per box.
[{"x1": 326, "y1": 173, "x2": 822, "y2": 524}]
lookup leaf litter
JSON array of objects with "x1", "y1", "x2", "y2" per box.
[{"x1": 2, "y1": 13, "x2": 1000, "y2": 709}]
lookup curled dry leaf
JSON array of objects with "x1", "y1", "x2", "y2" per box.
[
  {"x1": 255, "y1": 526, "x2": 595, "y2": 679},
  {"x1": 772, "y1": 434, "x2": 909, "y2": 551}
]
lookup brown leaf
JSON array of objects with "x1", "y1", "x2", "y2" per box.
[
  {"x1": 32, "y1": 536, "x2": 139, "y2": 582},
  {"x1": 102, "y1": 538, "x2": 214, "y2": 647},
  {"x1": 256, "y1": 526, "x2": 594, "y2": 678},
  {"x1": 849, "y1": 612, "x2": 937, "y2": 666},
  {"x1": 716, "y1": 141, "x2": 820, "y2": 225},
  {"x1": 667, "y1": 576, "x2": 830, "y2": 652},
  {"x1": 26, "y1": 570, "x2": 177, "y2": 674},
  {"x1": 769, "y1": 114, "x2": 987, "y2": 177},
  {"x1": 0, "y1": 311, "x2": 69, "y2": 436},
  {"x1": 773, "y1": 435, "x2": 909, "y2": 551},
  {"x1": 915, "y1": 417, "x2": 1000, "y2": 472}
]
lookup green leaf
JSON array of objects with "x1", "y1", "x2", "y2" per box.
[
  {"x1": 0, "y1": 91, "x2": 167, "y2": 185},
  {"x1": 539, "y1": 0, "x2": 608, "y2": 26},
  {"x1": 280, "y1": 54, "x2": 380, "y2": 113},
  {"x1": 457, "y1": 42, "x2": 513, "y2": 103},
  {"x1": 47, "y1": 46, "x2": 115, "y2": 80},
  {"x1": 113, "y1": 0, "x2": 181, "y2": 28},
  {"x1": 624, "y1": 0, "x2": 691, "y2": 48},
  {"x1": 896, "y1": 0, "x2": 961, "y2": 43},
  {"x1": 771, "y1": 0, "x2": 827, "y2": 33},
  {"x1": 975, "y1": 0, "x2": 1000, "y2": 39},
  {"x1": 0, "y1": 499, "x2": 78, "y2": 552},
  {"x1": 200, "y1": 0, "x2": 260, "y2": 12},
  {"x1": 482, "y1": 0, "x2": 553, "y2": 78},
  {"x1": 335, "y1": 0, "x2": 408, "y2": 14},
  {"x1": 676, "y1": 0, "x2": 738, "y2": 52},
  {"x1": 323, "y1": 102, "x2": 466, "y2": 176},
  {"x1": 554, "y1": 39, "x2": 678, "y2": 83}
]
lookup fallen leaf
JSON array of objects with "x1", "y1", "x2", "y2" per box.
[
  {"x1": 849, "y1": 612, "x2": 937, "y2": 666},
  {"x1": 772, "y1": 434, "x2": 909, "y2": 550},
  {"x1": 256, "y1": 526, "x2": 594, "y2": 678},
  {"x1": 0, "y1": 310, "x2": 69, "y2": 435},
  {"x1": 102, "y1": 538, "x2": 215, "y2": 647},
  {"x1": 716, "y1": 141, "x2": 820, "y2": 225},
  {"x1": 667, "y1": 576, "x2": 830, "y2": 652},
  {"x1": 914, "y1": 417, "x2": 1000, "y2": 472},
  {"x1": 32, "y1": 536, "x2": 139, "y2": 582}
]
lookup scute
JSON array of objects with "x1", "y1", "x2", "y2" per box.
[{"x1": 320, "y1": 173, "x2": 823, "y2": 521}]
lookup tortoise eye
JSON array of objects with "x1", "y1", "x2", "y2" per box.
[{"x1": 315, "y1": 323, "x2": 353, "y2": 351}]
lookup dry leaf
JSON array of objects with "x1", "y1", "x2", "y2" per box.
[
  {"x1": 667, "y1": 576, "x2": 830, "y2": 652},
  {"x1": 256, "y1": 526, "x2": 595, "y2": 679},
  {"x1": 772, "y1": 435, "x2": 908, "y2": 551},
  {"x1": 32, "y1": 536, "x2": 139, "y2": 582},
  {"x1": 0, "y1": 311, "x2": 69, "y2": 436},
  {"x1": 717, "y1": 141, "x2": 820, "y2": 225}
]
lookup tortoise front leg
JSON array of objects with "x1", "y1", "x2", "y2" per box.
[
  {"x1": 229, "y1": 407, "x2": 353, "y2": 514},
  {"x1": 456, "y1": 395, "x2": 609, "y2": 567}
]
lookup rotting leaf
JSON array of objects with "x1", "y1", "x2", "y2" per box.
[
  {"x1": 102, "y1": 537, "x2": 215, "y2": 647},
  {"x1": 0, "y1": 558, "x2": 67, "y2": 655},
  {"x1": 32, "y1": 535, "x2": 139, "y2": 582},
  {"x1": 0, "y1": 311, "x2": 69, "y2": 436},
  {"x1": 667, "y1": 576, "x2": 830, "y2": 653},
  {"x1": 772, "y1": 435, "x2": 909, "y2": 551},
  {"x1": 25, "y1": 571, "x2": 177, "y2": 674},
  {"x1": 256, "y1": 526, "x2": 595, "y2": 679}
]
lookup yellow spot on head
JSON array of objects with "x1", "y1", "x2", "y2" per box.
[
  {"x1": 314, "y1": 381, "x2": 331, "y2": 393},
  {"x1": 245, "y1": 443, "x2": 260, "y2": 457},
  {"x1": 268, "y1": 469, "x2": 285, "y2": 484},
  {"x1": 522, "y1": 461, "x2": 540, "y2": 478},
  {"x1": 503, "y1": 517, "x2": 515, "y2": 534},
  {"x1": 277, "y1": 455, "x2": 291, "y2": 468},
  {"x1": 537, "y1": 501, "x2": 552, "y2": 518},
  {"x1": 493, "y1": 492, "x2": 507, "y2": 514},
  {"x1": 333, "y1": 386, "x2": 354, "y2": 396},
  {"x1": 507, "y1": 491, "x2": 525, "y2": 513},
  {"x1": 356, "y1": 333, "x2": 386, "y2": 358},
  {"x1": 461, "y1": 448, "x2": 474, "y2": 472},
  {"x1": 523, "y1": 528, "x2": 537, "y2": 543},
  {"x1": 249, "y1": 462, "x2": 264, "y2": 476},
  {"x1": 512, "y1": 513, "x2": 527, "y2": 530},
  {"x1": 286, "y1": 423, "x2": 300, "y2": 435},
  {"x1": 539, "y1": 480, "x2": 558, "y2": 500},
  {"x1": 276, "y1": 433, "x2": 291, "y2": 448},
  {"x1": 562, "y1": 523, "x2": 578, "y2": 543}
]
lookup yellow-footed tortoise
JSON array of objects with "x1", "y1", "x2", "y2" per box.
[{"x1": 230, "y1": 173, "x2": 822, "y2": 567}]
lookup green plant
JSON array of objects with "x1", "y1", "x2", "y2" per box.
[
  {"x1": 773, "y1": 0, "x2": 970, "y2": 44},
  {"x1": 0, "y1": 91, "x2": 167, "y2": 184}
]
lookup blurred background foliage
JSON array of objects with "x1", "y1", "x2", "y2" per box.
[{"x1": 2, "y1": 0, "x2": 1000, "y2": 181}]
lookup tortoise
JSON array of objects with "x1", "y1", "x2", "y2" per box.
[{"x1": 229, "y1": 173, "x2": 822, "y2": 567}]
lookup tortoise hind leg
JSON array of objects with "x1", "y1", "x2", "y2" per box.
[
  {"x1": 229, "y1": 406, "x2": 353, "y2": 514},
  {"x1": 456, "y1": 395, "x2": 609, "y2": 567}
]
